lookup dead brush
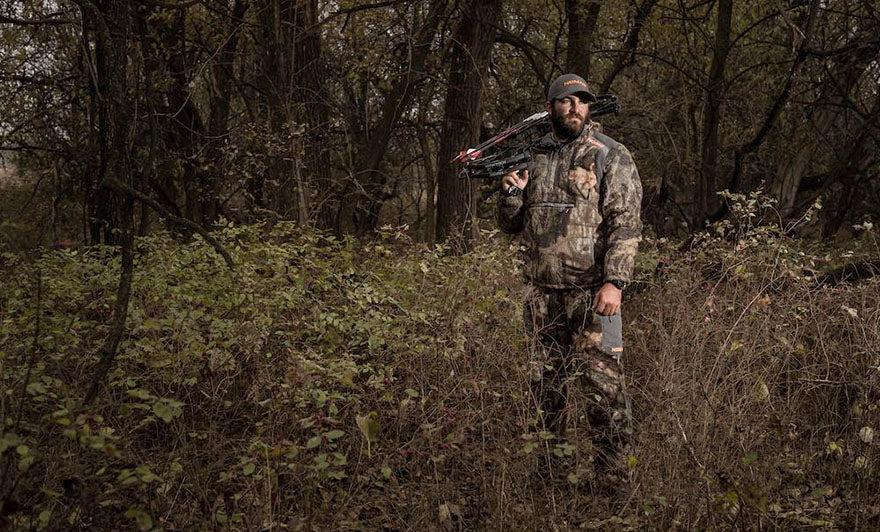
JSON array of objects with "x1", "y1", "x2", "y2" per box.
[
  {"x1": 623, "y1": 212, "x2": 880, "y2": 528},
  {"x1": 1, "y1": 219, "x2": 879, "y2": 529}
]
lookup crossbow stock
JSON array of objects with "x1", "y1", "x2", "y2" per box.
[{"x1": 452, "y1": 94, "x2": 620, "y2": 195}]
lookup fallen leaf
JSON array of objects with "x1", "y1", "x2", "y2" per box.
[
  {"x1": 859, "y1": 426, "x2": 874, "y2": 444},
  {"x1": 356, "y1": 411, "x2": 380, "y2": 456}
]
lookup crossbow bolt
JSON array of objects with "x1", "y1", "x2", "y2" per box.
[{"x1": 453, "y1": 148, "x2": 482, "y2": 163}]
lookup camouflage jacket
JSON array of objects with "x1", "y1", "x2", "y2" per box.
[{"x1": 496, "y1": 121, "x2": 643, "y2": 288}]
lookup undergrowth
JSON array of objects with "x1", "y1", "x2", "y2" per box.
[{"x1": 1, "y1": 207, "x2": 879, "y2": 529}]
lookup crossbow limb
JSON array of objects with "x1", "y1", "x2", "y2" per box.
[{"x1": 453, "y1": 94, "x2": 621, "y2": 192}]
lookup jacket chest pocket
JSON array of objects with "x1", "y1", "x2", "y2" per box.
[
  {"x1": 525, "y1": 202, "x2": 575, "y2": 248},
  {"x1": 565, "y1": 164, "x2": 599, "y2": 203}
]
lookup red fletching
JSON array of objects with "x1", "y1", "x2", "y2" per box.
[
  {"x1": 452, "y1": 148, "x2": 482, "y2": 163},
  {"x1": 452, "y1": 111, "x2": 550, "y2": 164}
]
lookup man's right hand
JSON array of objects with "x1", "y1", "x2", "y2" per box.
[{"x1": 501, "y1": 169, "x2": 529, "y2": 196}]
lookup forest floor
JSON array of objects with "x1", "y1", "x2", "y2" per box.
[{"x1": 1, "y1": 218, "x2": 879, "y2": 530}]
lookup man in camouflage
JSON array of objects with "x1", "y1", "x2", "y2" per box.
[{"x1": 497, "y1": 74, "x2": 643, "y2": 473}]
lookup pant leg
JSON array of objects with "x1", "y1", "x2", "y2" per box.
[
  {"x1": 523, "y1": 286, "x2": 572, "y2": 436},
  {"x1": 565, "y1": 290, "x2": 633, "y2": 467}
]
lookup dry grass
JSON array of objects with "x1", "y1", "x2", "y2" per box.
[
  {"x1": 1, "y1": 221, "x2": 879, "y2": 530},
  {"x1": 626, "y1": 254, "x2": 880, "y2": 528}
]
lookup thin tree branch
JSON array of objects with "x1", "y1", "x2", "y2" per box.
[
  {"x1": 332, "y1": 0, "x2": 404, "y2": 16},
  {"x1": 803, "y1": 40, "x2": 880, "y2": 58},
  {"x1": 83, "y1": 220, "x2": 135, "y2": 405},
  {"x1": 593, "y1": 47, "x2": 704, "y2": 89},
  {"x1": 728, "y1": 7, "x2": 791, "y2": 49},
  {"x1": 0, "y1": 13, "x2": 72, "y2": 26},
  {"x1": 145, "y1": 0, "x2": 204, "y2": 9},
  {"x1": 493, "y1": 25, "x2": 563, "y2": 86},
  {"x1": 0, "y1": 144, "x2": 69, "y2": 154},
  {"x1": 706, "y1": 0, "x2": 821, "y2": 224},
  {"x1": 0, "y1": 74, "x2": 78, "y2": 86},
  {"x1": 104, "y1": 177, "x2": 235, "y2": 269},
  {"x1": 600, "y1": 0, "x2": 659, "y2": 93}
]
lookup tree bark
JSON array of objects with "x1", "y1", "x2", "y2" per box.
[
  {"x1": 342, "y1": 0, "x2": 448, "y2": 236},
  {"x1": 417, "y1": 104, "x2": 437, "y2": 242},
  {"x1": 151, "y1": 6, "x2": 200, "y2": 222},
  {"x1": 290, "y1": 0, "x2": 333, "y2": 229},
  {"x1": 80, "y1": 0, "x2": 136, "y2": 245},
  {"x1": 771, "y1": 40, "x2": 880, "y2": 217},
  {"x1": 820, "y1": 91, "x2": 880, "y2": 237},
  {"x1": 75, "y1": 0, "x2": 138, "y2": 402},
  {"x1": 253, "y1": 0, "x2": 330, "y2": 224},
  {"x1": 145, "y1": 2, "x2": 245, "y2": 227},
  {"x1": 599, "y1": 0, "x2": 658, "y2": 93},
  {"x1": 201, "y1": 0, "x2": 248, "y2": 225},
  {"x1": 695, "y1": 0, "x2": 732, "y2": 226},
  {"x1": 565, "y1": 0, "x2": 602, "y2": 81},
  {"x1": 434, "y1": 0, "x2": 502, "y2": 252}
]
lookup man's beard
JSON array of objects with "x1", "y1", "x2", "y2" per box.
[{"x1": 550, "y1": 110, "x2": 587, "y2": 140}]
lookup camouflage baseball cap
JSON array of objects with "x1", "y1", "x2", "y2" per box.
[{"x1": 547, "y1": 73, "x2": 597, "y2": 103}]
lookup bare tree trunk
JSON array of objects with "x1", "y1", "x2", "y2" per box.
[
  {"x1": 290, "y1": 0, "x2": 333, "y2": 229},
  {"x1": 725, "y1": 0, "x2": 820, "y2": 197},
  {"x1": 86, "y1": 5, "x2": 117, "y2": 244},
  {"x1": 201, "y1": 0, "x2": 248, "y2": 226},
  {"x1": 695, "y1": 0, "x2": 732, "y2": 226},
  {"x1": 416, "y1": 100, "x2": 437, "y2": 242},
  {"x1": 251, "y1": 0, "x2": 333, "y2": 226},
  {"x1": 771, "y1": 41, "x2": 880, "y2": 217},
  {"x1": 80, "y1": 0, "x2": 137, "y2": 245},
  {"x1": 565, "y1": 0, "x2": 602, "y2": 80},
  {"x1": 435, "y1": 0, "x2": 502, "y2": 252},
  {"x1": 76, "y1": 0, "x2": 137, "y2": 402},
  {"x1": 343, "y1": 0, "x2": 448, "y2": 236},
  {"x1": 417, "y1": 104, "x2": 437, "y2": 242},
  {"x1": 80, "y1": 18, "x2": 100, "y2": 245},
  {"x1": 820, "y1": 92, "x2": 880, "y2": 237},
  {"x1": 152, "y1": 7, "x2": 200, "y2": 223}
]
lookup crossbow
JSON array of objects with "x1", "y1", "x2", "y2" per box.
[{"x1": 452, "y1": 94, "x2": 620, "y2": 195}]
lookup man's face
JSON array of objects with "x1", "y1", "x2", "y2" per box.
[{"x1": 546, "y1": 95, "x2": 590, "y2": 139}]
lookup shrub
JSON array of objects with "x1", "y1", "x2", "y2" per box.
[{"x1": 1, "y1": 216, "x2": 878, "y2": 529}]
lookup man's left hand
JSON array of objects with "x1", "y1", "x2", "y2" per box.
[{"x1": 594, "y1": 283, "x2": 622, "y2": 316}]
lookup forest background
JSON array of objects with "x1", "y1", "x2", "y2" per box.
[{"x1": 1, "y1": 0, "x2": 879, "y2": 529}]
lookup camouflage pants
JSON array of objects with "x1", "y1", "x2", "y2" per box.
[{"x1": 524, "y1": 285, "x2": 632, "y2": 465}]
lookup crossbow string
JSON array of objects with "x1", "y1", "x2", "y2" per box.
[{"x1": 453, "y1": 94, "x2": 621, "y2": 184}]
